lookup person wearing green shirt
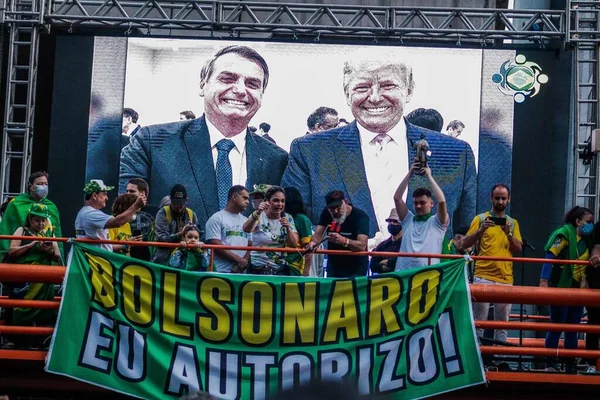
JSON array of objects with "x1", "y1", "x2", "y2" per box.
[
  {"x1": 0, "y1": 171, "x2": 63, "y2": 261},
  {"x1": 285, "y1": 187, "x2": 313, "y2": 276}
]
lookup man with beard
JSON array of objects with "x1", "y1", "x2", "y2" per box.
[
  {"x1": 306, "y1": 190, "x2": 369, "y2": 278},
  {"x1": 120, "y1": 45, "x2": 288, "y2": 230},
  {"x1": 205, "y1": 185, "x2": 252, "y2": 273},
  {"x1": 458, "y1": 184, "x2": 522, "y2": 343}
]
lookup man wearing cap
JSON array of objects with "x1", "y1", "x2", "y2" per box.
[
  {"x1": 370, "y1": 209, "x2": 403, "y2": 274},
  {"x1": 75, "y1": 180, "x2": 146, "y2": 252},
  {"x1": 152, "y1": 184, "x2": 199, "y2": 265},
  {"x1": 249, "y1": 184, "x2": 272, "y2": 212},
  {"x1": 120, "y1": 45, "x2": 288, "y2": 232},
  {"x1": 0, "y1": 171, "x2": 63, "y2": 261},
  {"x1": 306, "y1": 190, "x2": 370, "y2": 278},
  {"x1": 393, "y1": 163, "x2": 449, "y2": 270}
]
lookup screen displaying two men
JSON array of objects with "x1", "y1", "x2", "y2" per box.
[{"x1": 86, "y1": 37, "x2": 517, "y2": 238}]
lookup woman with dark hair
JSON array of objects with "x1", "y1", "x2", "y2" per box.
[
  {"x1": 540, "y1": 205, "x2": 594, "y2": 372},
  {"x1": 109, "y1": 193, "x2": 139, "y2": 256},
  {"x1": 243, "y1": 186, "x2": 299, "y2": 275},
  {"x1": 285, "y1": 187, "x2": 313, "y2": 276}
]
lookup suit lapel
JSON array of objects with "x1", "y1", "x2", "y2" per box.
[
  {"x1": 335, "y1": 123, "x2": 377, "y2": 232},
  {"x1": 245, "y1": 131, "x2": 266, "y2": 188},
  {"x1": 182, "y1": 116, "x2": 220, "y2": 220}
]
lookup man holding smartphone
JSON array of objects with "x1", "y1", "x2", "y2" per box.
[
  {"x1": 459, "y1": 184, "x2": 522, "y2": 344},
  {"x1": 306, "y1": 190, "x2": 370, "y2": 278}
]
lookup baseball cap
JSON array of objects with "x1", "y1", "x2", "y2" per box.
[
  {"x1": 170, "y1": 184, "x2": 188, "y2": 205},
  {"x1": 385, "y1": 208, "x2": 400, "y2": 223},
  {"x1": 248, "y1": 184, "x2": 272, "y2": 198},
  {"x1": 83, "y1": 179, "x2": 114, "y2": 195},
  {"x1": 28, "y1": 203, "x2": 50, "y2": 219},
  {"x1": 325, "y1": 190, "x2": 345, "y2": 208}
]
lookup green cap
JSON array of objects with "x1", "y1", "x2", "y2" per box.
[
  {"x1": 248, "y1": 184, "x2": 272, "y2": 198},
  {"x1": 28, "y1": 203, "x2": 50, "y2": 219},
  {"x1": 83, "y1": 179, "x2": 114, "y2": 195}
]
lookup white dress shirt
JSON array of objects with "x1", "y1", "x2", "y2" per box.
[
  {"x1": 358, "y1": 121, "x2": 409, "y2": 237},
  {"x1": 206, "y1": 118, "x2": 248, "y2": 186}
]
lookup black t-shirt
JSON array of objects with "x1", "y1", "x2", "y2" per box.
[
  {"x1": 318, "y1": 206, "x2": 370, "y2": 278},
  {"x1": 129, "y1": 205, "x2": 160, "y2": 262}
]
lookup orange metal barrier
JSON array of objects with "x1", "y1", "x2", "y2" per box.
[{"x1": 1, "y1": 235, "x2": 600, "y2": 381}]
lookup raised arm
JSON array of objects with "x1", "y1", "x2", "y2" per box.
[
  {"x1": 423, "y1": 167, "x2": 448, "y2": 225},
  {"x1": 104, "y1": 194, "x2": 146, "y2": 229},
  {"x1": 394, "y1": 165, "x2": 416, "y2": 221}
]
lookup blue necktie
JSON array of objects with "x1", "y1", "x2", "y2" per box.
[{"x1": 215, "y1": 138, "x2": 235, "y2": 208}]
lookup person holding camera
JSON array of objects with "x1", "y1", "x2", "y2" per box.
[
  {"x1": 393, "y1": 162, "x2": 449, "y2": 271},
  {"x1": 458, "y1": 184, "x2": 522, "y2": 344},
  {"x1": 152, "y1": 184, "x2": 199, "y2": 265},
  {"x1": 242, "y1": 186, "x2": 299, "y2": 275}
]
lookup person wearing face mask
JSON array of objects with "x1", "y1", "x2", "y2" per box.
[
  {"x1": 370, "y1": 209, "x2": 402, "y2": 274},
  {"x1": 0, "y1": 171, "x2": 63, "y2": 261},
  {"x1": 540, "y1": 206, "x2": 594, "y2": 373},
  {"x1": 248, "y1": 184, "x2": 272, "y2": 212}
]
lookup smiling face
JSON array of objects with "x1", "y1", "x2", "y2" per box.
[
  {"x1": 345, "y1": 62, "x2": 413, "y2": 134},
  {"x1": 200, "y1": 53, "x2": 264, "y2": 134}
]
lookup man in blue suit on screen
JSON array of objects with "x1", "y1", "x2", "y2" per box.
[
  {"x1": 120, "y1": 45, "x2": 288, "y2": 230},
  {"x1": 282, "y1": 55, "x2": 476, "y2": 238}
]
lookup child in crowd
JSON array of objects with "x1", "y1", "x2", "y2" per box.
[{"x1": 168, "y1": 225, "x2": 209, "y2": 272}]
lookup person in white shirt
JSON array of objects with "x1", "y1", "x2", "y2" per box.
[
  {"x1": 205, "y1": 185, "x2": 252, "y2": 273},
  {"x1": 75, "y1": 180, "x2": 146, "y2": 252},
  {"x1": 393, "y1": 163, "x2": 449, "y2": 270}
]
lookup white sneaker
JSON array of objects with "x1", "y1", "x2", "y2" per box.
[{"x1": 585, "y1": 366, "x2": 597, "y2": 374}]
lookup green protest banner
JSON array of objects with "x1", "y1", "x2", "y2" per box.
[{"x1": 46, "y1": 243, "x2": 485, "y2": 399}]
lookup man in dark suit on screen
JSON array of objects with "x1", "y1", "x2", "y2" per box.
[
  {"x1": 120, "y1": 45, "x2": 288, "y2": 229},
  {"x1": 282, "y1": 55, "x2": 476, "y2": 238}
]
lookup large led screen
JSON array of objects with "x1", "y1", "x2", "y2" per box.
[{"x1": 86, "y1": 37, "x2": 518, "y2": 238}]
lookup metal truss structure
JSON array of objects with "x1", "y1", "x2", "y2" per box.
[{"x1": 0, "y1": 0, "x2": 598, "y2": 210}]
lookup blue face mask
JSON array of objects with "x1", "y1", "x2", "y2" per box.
[
  {"x1": 34, "y1": 184, "x2": 48, "y2": 199},
  {"x1": 580, "y1": 222, "x2": 594, "y2": 236}
]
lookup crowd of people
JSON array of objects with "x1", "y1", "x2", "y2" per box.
[{"x1": 0, "y1": 168, "x2": 599, "y2": 374}]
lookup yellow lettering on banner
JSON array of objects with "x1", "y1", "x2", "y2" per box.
[
  {"x1": 197, "y1": 278, "x2": 233, "y2": 343},
  {"x1": 407, "y1": 269, "x2": 441, "y2": 326},
  {"x1": 240, "y1": 282, "x2": 275, "y2": 346},
  {"x1": 87, "y1": 253, "x2": 116, "y2": 309},
  {"x1": 322, "y1": 280, "x2": 361, "y2": 343},
  {"x1": 122, "y1": 264, "x2": 154, "y2": 326},
  {"x1": 282, "y1": 282, "x2": 317, "y2": 345},
  {"x1": 162, "y1": 271, "x2": 191, "y2": 338},
  {"x1": 367, "y1": 277, "x2": 403, "y2": 337}
]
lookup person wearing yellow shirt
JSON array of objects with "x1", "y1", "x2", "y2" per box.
[
  {"x1": 458, "y1": 184, "x2": 522, "y2": 344},
  {"x1": 540, "y1": 206, "x2": 594, "y2": 372},
  {"x1": 108, "y1": 194, "x2": 142, "y2": 256}
]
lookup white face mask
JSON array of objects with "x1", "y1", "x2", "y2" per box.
[{"x1": 34, "y1": 185, "x2": 48, "y2": 199}]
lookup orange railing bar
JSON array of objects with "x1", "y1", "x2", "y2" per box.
[
  {"x1": 477, "y1": 320, "x2": 600, "y2": 333},
  {"x1": 480, "y1": 345, "x2": 600, "y2": 358},
  {"x1": 0, "y1": 350, "x2": 47, "y2": 361},
  {"x1": 471, "y1": 285, "x2": 600, "y2": 307},
  {"x1": 0, "y1": 299, "x2": 59, "y2": 309},
  {"x1": 0, "y1": 235, "x2": 590, "y2": 265},
  {"x1": 0, "y1": 326, "x2": 54, "y2": 335},
  {"x1": 506, "y1": 338, "x2": 586, "y2": 348},
  {"x1": 486, "y1": 371, "x2": 600, "y2": 385}
]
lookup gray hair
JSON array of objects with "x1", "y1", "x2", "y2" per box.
[{"x1": 342, "y1": 58, "x2": 415, "y2": 96}]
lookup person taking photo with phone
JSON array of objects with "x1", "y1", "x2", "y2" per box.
[
  {"x1": 393, "y1": 162, "x2": 449, "y2": 271},
  {"x1": 243, "y1": 186, "x2": 299, "y2": 275},
  {"x1": 458, "y1": 184, "x2": 522, "y2": 346}
]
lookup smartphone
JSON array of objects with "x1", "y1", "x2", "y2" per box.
[
  {"x1": 132, "y1": 229, "x2": 142, "y2": 237},
  {"x1": 488, "y1": 217, "x2": 506, "y2": 226},
  {"x1": 280, "y1": 211, "x2": 286, "y2": 218}
]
